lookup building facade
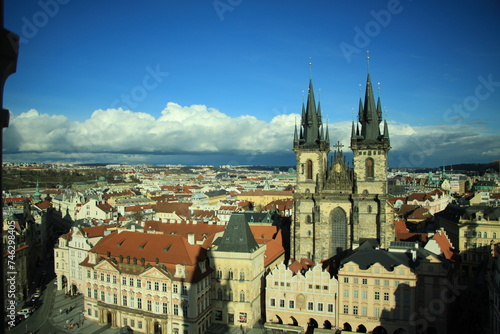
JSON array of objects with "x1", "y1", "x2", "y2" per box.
[
  {"x1": 292, "y1": 69, "x2": 392, "y2": 262},
  {"x1": 80, "y1": 231, "x2": 213, "y2": 334}
]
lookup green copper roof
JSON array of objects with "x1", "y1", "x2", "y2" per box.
[{"x1": 214, "y1": 213, "x2": 259, "y2": 253}]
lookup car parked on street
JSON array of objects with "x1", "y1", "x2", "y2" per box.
[{"x1": 17, "y1": 307, "x2": 34, "y2": 316}]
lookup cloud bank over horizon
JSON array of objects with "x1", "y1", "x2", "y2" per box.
[{"x1": 4, "y1": 102, "x2": 499, "y2": 168}]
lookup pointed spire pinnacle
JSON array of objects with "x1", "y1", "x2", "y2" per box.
[
  {"x1": 294, "y1": 122, "x2": 298, "y2": 144},
  {"x1": 376, "y1": 96, "x2": 382, "y2": 124},
  {"x1": 325, "y1": 123, "x2": 330, "y2": 145},
  {"x1": 358, "y1": 98, "x2": 364, "y2": 123},
  {"x1": 317, "y1": 99, "x2": 322, "y2": 126}
]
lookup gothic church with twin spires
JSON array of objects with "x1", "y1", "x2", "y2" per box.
[{"x1": 292, "y1": 67, "x2": 393, "y2": 262}]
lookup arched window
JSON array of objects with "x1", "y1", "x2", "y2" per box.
[
  {"x1": 228, "y1": 290, "x2": 233, "y2": 301},
  {"x1": 216, "y1": 268, "x2": 222, "y2": 279},
  {"x1": 307, "y1": 160, "x2": 313, "y2": 180},
  {"x1": 228, "y1": 269, "x2": 233, "y2": 280},
  {"x1": 239, "y1": 270, "x2": 245, "y2": 281},
  {"x1": 239, "y1": 290, "x2": 245, "y2": 302},
  {"x1": 365, "y1": 158, "x2": 374, "y2": 179},
  {"x1": 306, "y1": 215, "x2": 312, "y2": 224},
  {"x1": 217, "y1": 288, "x2": 222, "y2": 300}
]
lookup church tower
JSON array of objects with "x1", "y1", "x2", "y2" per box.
[
  {"x1": 292, "y1": 60, "x2": 393, "y2": 263},
  {"x1": 293, "y1": 75, "x2": 355, "y2": 262},
  {"x1": 350, "y1": 61, "x2": 391, "y2": 247}
]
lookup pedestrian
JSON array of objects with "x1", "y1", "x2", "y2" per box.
[{"x1": 66, "y1": 319, "x2": 69, "y2": 325}]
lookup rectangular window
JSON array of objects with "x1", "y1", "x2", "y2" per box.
[
  {"x1": 94, "y1": 289, "x2": 97, "y2": 299},
  {"x1": 279, "y1": 299, "x2": 285, "y2": 308},
  {"x1": 375, "y1": 279, "x2": 380, "y2": 286},
  {"x1": 353, "y1": 305, "x2": 358, "y2": 315},
  {"x1": 173, "y1": 284, "x2": 178, "y2": 294},
  {"x1": 155, "y1": 301, "x2": 160, "y2": 313},
  {"x1": 131, "y1": 320, "x2": 135, "y2": 327},
  {"x1": 93, "y1": 271, "x2": 97, "y2": 279},
  {"x1": 362, "y1": 306, "x2": 368, "y2": 316},
  {"x1": 394, "y1": 280, "x2": 400, "y2": 287},
  {"x1": 129, "y1": 278, "x2": 133, "y2": 286},
  {"x1": 154, "y1": 282, "x2": 159, "y2": 291},
  {"x1": 182, "y1": 305, "x2": 188, "y2": 317},
  {"x1": 375, "y1": 292, "x2": 380, "y2": 300},
  {"x1": 343, "y1": 277, "x2": 349, "y2": 283},
  {"x1": 174, "y1": 304, "x2": 179, "y2": 315},
  {"x1": 123, "y1": 296, "x2": 127, "y2": 306},
  {"x1": 106, "y1": 274, "x2": 110, "y2": 282},
  {"x1": 317, "y1": 303, "x2": 323, "y2": 312},
  {"x1": 289, "y1": 300, "x2": 295, "y2": 309},
  {"x1": 162, "y1": 283, "x2": 167, "y2": 292},
  {"x1": 353, "y1": 278, "x2": 358, "y2": 284},
  {"x1": 343, "y1": 289, "x2": 349, "y2": 298},
  {"x1": 100, "y1": 291, "x2": 105, "y2": 301},
  {"x1": 384, "y1": 292, "x2": 389, "y2": 301},
  {"x1": 362, "y1": 278, "x2": 368, "y2": 285},
  {"x1": 163, "y1": 302, "x2": 168, "y2": 314},
  {"x1": 270, "y1": 298, "x2": 276, "y2": 307},
  {"x1": 343, "y1": 305, "x2": 348, "y2": 314},
  {"x1": 384, "y1": 280, "x2": 389, "y2": 286},
  {"x1": 130, "y1": 296, "x2": 134, "y2": 308},
  {"x1": 362, "y1": 290, "x2": 368, "y2": 299},
  {"x1": 122, "y1": 277, "x2": 127, "y2": 285},
  {"x1": 138, "y1": 321, "x2": 142, "y2": 329},
  {"x1": 147, "y1": 281, "x2": 152, "y2": 290},
  {"x1": 137, "y1": 279, "x2": 141, "y2": 288},
  {"x1": 87, "y1": 270, "x2": 91, "y2": 278},
  {"x1": 327, "y1": 304, "x2": 334, "y2": 313},
  {"x1": 147, "y1": 300, "x2": 152, "y2": 312},
  {"x1": 353, "y1": 290, "x2": 359, "y2": 298},
  {"x1": 100, "y1": 273, "x2": 104, "y2": 281},
  {"x1": 181, "y1": 285, "x2": 188, "y2": 295},
  {"x1": 374, "y1": 307, "x2": 380, "y2": 317},
  {"x1": 112, "y1": 275, "x2": 116, "y2": 284},
  {"x1": 138, "y1": 298, "x2": 142, "y2": 309},
  {"x1": 308, "y1": 302, "x2": 314, "y2": 311},
  {"x1": 113, "y1": 294, "x2": 117, "y2": 304}
]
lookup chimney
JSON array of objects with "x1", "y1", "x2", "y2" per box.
[{"x1": 187, "y1": 233, "x2": 195, "y2": 245}]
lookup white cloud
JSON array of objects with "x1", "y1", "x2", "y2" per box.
[{"x1": 3, "y1": 103, "x2": 499, "y2": 166}]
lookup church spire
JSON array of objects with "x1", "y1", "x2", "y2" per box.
[{"x1": 298, "y1": 78, "x2": 322, "y2": 146}]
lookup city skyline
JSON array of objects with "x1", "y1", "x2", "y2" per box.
[{"x1": 3, "y1": 0, "x2": 500, "y2": 167}]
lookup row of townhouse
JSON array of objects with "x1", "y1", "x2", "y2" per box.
[
  {"x1": 265, "y1": 240, "x2": 452, "y2": 334},
  {"x1": 54, "y1": 213, "x2": 285, "y2": 333}
]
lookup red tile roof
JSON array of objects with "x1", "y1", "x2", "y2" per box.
[
  {"x1": 144, "y1": 221, "x2": 225, "y2": 243},
  {"x1": 82, "y1": 224, "x2": 120, "y2": 238},
  {"x1": 431, "y1": 228, "x2": 459, "y2": 262},
  {"x1": 89, "y1": 231, "x2": 205, "y2": 266}
]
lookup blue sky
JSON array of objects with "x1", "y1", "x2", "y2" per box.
[{"x1": 3, "y1": 0, "x2": 500, "y2": 168}]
